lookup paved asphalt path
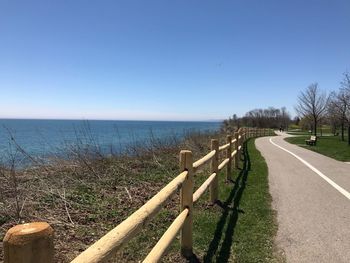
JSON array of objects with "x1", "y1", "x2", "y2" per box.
[{"x1": 255, "y1": 133, "x2": 350, "y2": 263}]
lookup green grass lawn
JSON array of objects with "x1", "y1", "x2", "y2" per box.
[
  {"x1": 287, "y1": 131, "x2": 334, "y2": 136},
  {"x1": 287, "y1": 125, "x2": 334, "y2": 136},
  {"x1": 182, "y1": 139, "x2": 282, "y2": 262},
  {"x1": 287, "y1": 131, "x2": 312, "y2": 136},
  {"x1": 285, "y1": 136, "x2": 350, "y2": 162}
]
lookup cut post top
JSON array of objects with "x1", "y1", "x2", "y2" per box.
[{"x1": 4, "y1": 222, "x2": 53, "y2": 244}]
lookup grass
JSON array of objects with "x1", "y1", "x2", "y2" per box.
[
  {"x1": 0, "y1": 135, "x2": 281, "y2": 262},
  {"x1": 0, "y1": 132, "x2": 204, "y2": 262},
  {"x1": 192, "y1": 139, "x2": 282, "y2": 262},
  {"x1": 287, "y1": 131, "x2": 311, "y2": 136},
  {"x1": 285, "y1": 135, "x2": 350, "y2": 162},
  {"x1": 153, "y1": 138, "x2": 281, "y2": 262},
  {"x1": 287, "y1": 131, "x2": 334, "y2": 136},
  {"x1": 287, "y1": 125, "x2": 334, "y2": 136}
]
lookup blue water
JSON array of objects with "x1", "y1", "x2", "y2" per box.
[{"x1": 0, "y1": 119, "x2": 220, "y2": 162}]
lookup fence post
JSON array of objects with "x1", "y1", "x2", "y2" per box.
[
  {"x1": 234, "y1": 132, "x2": 239, "y2": 168},
  {"x1": 210, "y1": 139, "x2": 219, "y2": 203},
  {"x1": 226, "y1": 135, "x2": 232, "y2": 181},
  {"x1": 179, "y1": 150, "x2": 193, "y2": 258},
  {"x1": 3, "y1": 222, "x2": 54, "y2": 263},
  {"x1": 239, "y1": 131, "x2": 242, "y2": 161}
]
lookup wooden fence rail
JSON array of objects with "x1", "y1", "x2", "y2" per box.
[{"x1": 3, "y1": 127, "x2": 274, "y2": 263}]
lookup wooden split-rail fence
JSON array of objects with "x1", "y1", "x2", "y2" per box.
[{"x1": 3, "y1": 128, "x2": 273, "y2": 263}]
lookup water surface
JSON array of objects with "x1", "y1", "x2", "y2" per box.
[{"x1": 0, "y1": 119, "x2": 220, "y2": 163}]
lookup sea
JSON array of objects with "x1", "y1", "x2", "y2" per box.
[{"x1": 0, "y1": 119, "x2": 221, "y2": 164}]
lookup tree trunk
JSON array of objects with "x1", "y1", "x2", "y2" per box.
[
  {"x1": 314, "y1": 119, "x2": 317, "y2": 136},
  {"x1": 331, "y1": 123, "x2": 336, "y2": 135},
  {"x1": 341, "y1": 122, "x2": 345, "y2": 141},
  {"x1": 348, "y1": 125, "x2": 350, "y2": 146}
]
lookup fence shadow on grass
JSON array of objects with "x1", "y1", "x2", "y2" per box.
[{"x1": 203, "y1": 140, "x2": 251, "y2": 263}]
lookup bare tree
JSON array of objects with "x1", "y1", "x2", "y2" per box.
[
  {"x1": 295, "y1": 83, "x2": 329, "y2": 136},
  {"x1": 328, "y1": 90, "x2": 349, "y2": 141},
  {"x1": 340, "y1": 71, "x2": 350, "y2": 145},
  {"x1": 221, "y1": 107, "x2": 291, "y2": 132},
  {"x1": 327, "y1": 94, "x2": 341, "y2": 135},
  {"x1": 281, "y1": 107, "x2": 290, "y2": 130}
]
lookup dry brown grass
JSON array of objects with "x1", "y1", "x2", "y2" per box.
[{"x1": 0, "y1": 130, "x2": 220, "y2": 262}]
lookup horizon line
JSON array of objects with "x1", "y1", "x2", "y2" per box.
[{"x1": 0, "y1": 117, "x2": 224, "y2": 123}]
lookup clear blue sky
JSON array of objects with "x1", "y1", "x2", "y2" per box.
[{"x1": 0, "y1": 0, "x2": 349, "y2": 121}]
